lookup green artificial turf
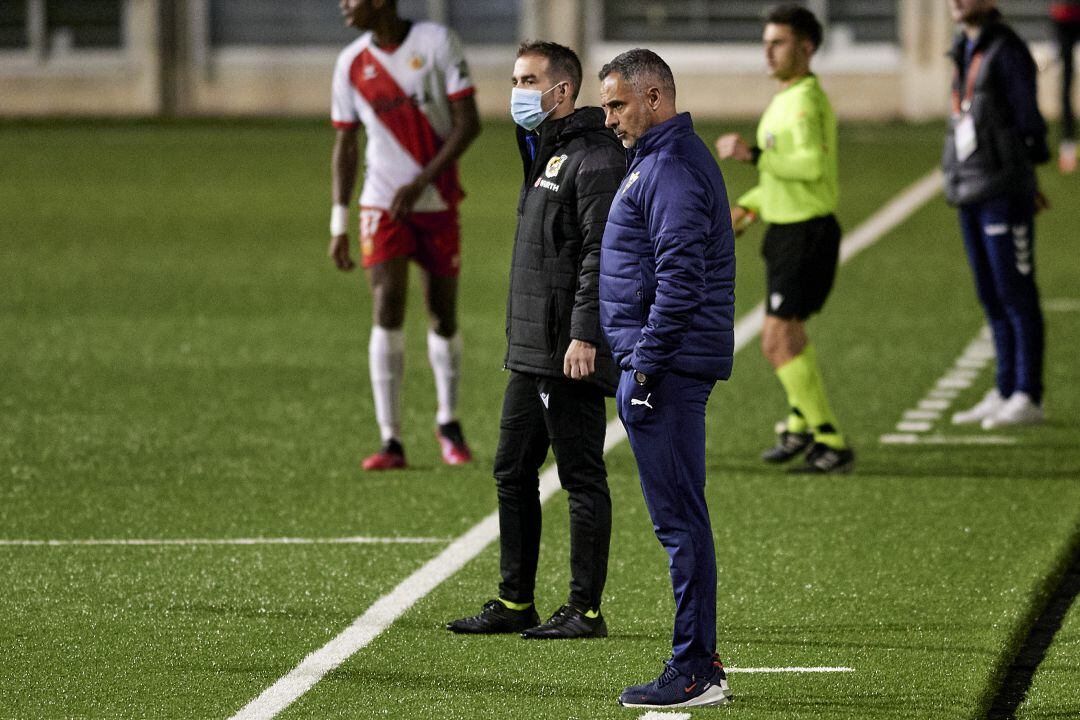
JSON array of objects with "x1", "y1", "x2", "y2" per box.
[
  {"x1": 1, "y1": 118, "x2": 1078, "y2": 719},
  {"x1": 1016, "y1": 565, "x2": 1080, "y2": 719}
]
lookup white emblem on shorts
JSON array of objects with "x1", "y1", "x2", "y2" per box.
[
  {"x1": 540, "y1": 392, "x2": 550, "y2": 409},
  {"x1": 770, "y1": 292, "x2": 784, "y2": 311},
  {"x1": 630, "y1": 393, "x2": 653, "y2": 410},
  {"x1": 360, "y1": 209, "x2": 382, "y2": 257}
]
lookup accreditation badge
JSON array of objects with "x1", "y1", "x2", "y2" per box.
[{"x1": 955, "y1": 114, "x2": 977, "y2": 162}]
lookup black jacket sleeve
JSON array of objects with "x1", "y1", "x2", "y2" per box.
[
  {"x1": 571, "y1": 142, "x2": 626, "y2": 345},
  {"x1": 996, "y1": 39, "x2": 1050, "y2": 164}
]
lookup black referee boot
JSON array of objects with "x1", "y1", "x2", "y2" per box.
[
  {"x1": 520, "y1": 604, "x2": 607, "y2": 639},
  {"x1": 445, "y1": 599, "x2": 540, "y2": 634},
  {"x1": 761, "y1": 429, "x2": 814, "y2": 463},
  {"x1": 790, "y1": 442, "x2": 855, "y2": 474}
]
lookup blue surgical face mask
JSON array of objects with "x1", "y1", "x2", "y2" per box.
[{"x1": 510, "y1": 82, "x2": 565, "y2": 131}]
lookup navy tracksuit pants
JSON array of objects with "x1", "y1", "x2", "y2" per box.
[
  {"x1": 617, "y1": 369, "x2": 717, "y2": 679},
  {"x1": 957, "y1": 194, "x2": 1044, "y2": 403}
]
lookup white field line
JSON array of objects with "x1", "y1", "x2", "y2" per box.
[
  {"x1": 838, "y1": 169, "x2": 944, "y2": 263},
  {"x1": 879, "y1": 296, "x2": 1079, "y2": 447},
  {"x1": 880, "y1": 433, "x2": 1017, "y2": 446},
  {"x1": 878, "y1": 326, "x2": 996, "y2": 444},
  {"x1": 229, "y1": 169, "x2": 943, "y2": 720},
  {"x1": 0, "y1": 536, "x2": 446, "y2": 547},
  {"x1": 1043, "y1": 297, "x2": 1080, "y2": 312},
  {"x1": 728, "y1": 666, "x2": 855, "y2": 673},
  {"x1": 640, "y1": 712, "x2": 691, "y2": 720}
]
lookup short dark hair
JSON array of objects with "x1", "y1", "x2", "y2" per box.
[
  {"x1": 517, "y1": 40, "x2": 583, "y2": 100},
  {"x1": 766, "y1": 3, "x2": 824, "y2": 51},
  {"x1": 598, "y1": 48, "x2": 676, "y2": 99}
]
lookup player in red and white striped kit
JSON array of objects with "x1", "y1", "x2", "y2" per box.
[{"x1": 329, "y1": 0, "x2": 480, "y2": 470}]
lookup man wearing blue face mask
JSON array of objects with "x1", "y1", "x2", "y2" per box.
[{"x1": 446, "y1": 40, "x2": 625, "y2": 639}]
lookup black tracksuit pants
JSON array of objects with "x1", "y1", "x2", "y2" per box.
[{"x1": 494, "y1": 370, "x2": 611, "y2": 611}]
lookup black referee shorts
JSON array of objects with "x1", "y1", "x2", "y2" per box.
[{"x1": 762, "y1": 213, "x2": 842, "y2": 320}]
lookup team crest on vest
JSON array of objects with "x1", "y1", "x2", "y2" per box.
[
  {"x1": 409, "y1": 54, "x2": 424, "y2": 71},
  {"x1": 545, "y1": 154, "x2": 569, "y2": 178}
]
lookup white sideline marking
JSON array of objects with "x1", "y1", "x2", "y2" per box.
[
  {"x1": 880, "y1": 433, "x2": 1017, "y2": 446},
  {"x1": 883, "y1": 297, "x2": 1080, "y2": 446},
  {"x1": 728, "y1": 666, "x2": 855, "y2": 673},
  {"x1": 1044, "y1": 297, "x2": 1080, "y2": 312},
  {"x1": 229, "y1": 170, "x2": 943, "y2": 720},
  {"x1": 0, "y1": 536, "x2": 446, "y2": 547},
  {"x1": 928, "y1": 389, "x2": 959, "y2": 400},
  {"x1": 897, "y1": 421, "x2": 933, "y2": 432},
  {"x1": 903, "y1": 410, "x2": 940, "y2": 421},
  {"x1": 837, "y1": 169, "x2": 944, "y2": 263},
  {"x1": 639, "y1": 712, "x2": 691, "y2": 720},
  {"x1": 882, "y1": 326, "x2": 995, "y2": 440}
]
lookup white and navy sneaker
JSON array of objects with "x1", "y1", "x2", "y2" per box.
[
  {"x1": 980, "y1": 392, "x2": 1044, "y2": 429},
  {"x1": 952, "y1": 389, "x2": 1005, "y2": 425},
  {"x1": 617, "y1": 656, "x2": 732, "y2": 709}
]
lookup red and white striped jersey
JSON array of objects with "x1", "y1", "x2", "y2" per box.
[{"x1": 331, "y1": 21, "x2": 475, "y2": 213}]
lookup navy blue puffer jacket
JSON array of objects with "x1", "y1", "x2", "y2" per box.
[{"x1": 599, "y1": 113, "x2": 736, "y2": 381}]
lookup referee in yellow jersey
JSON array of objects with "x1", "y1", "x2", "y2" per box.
[{"x1": 716, "y1": 4, "x2": 854, "y2": 473}]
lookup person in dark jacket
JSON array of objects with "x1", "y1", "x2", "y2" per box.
[
  {"x1": 599, "y1": 49, "x2": 735, "y2": 709},
  {"x1": 446, "y1": 41, "x2": 624, "y2": 639},
  {"x1": 944, "y1": 0, "x2": 1050, "y2": 430},
  {"x1": 1050, "y1": 1, "x2": 1080, "y2": 172}
]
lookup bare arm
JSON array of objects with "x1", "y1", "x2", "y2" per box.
[
  {"x1": 330, "y1": 127, "x2": 360, "y2": 271},
  {"x1": 716, "y1": 133, "x2": 761, "y2": 232},
  {"x1": 389, "y1": 95, "x2": 482, "y2": 220},
  {"x1": 715, "y1": 133, "x2": 754, "y2": 163},
  {"x1": 729, "y1": 205, "x2": 758, "y2": 237}
]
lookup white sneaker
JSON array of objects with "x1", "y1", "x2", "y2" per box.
[
  {"x1": 952, "y1": 389, "x2": 1005, "y2": 425},
  {"x1": 981, "y1": 392, "x2": 1044, "y2": 429}
]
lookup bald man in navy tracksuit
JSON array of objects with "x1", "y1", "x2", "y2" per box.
[{"x1": 598, "y1": 49, "x2": 736, "y2": 709}]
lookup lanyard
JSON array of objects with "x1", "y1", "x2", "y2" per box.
[{"x1": 951, "y1": 50, "x2": 984, "y2": 115}]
